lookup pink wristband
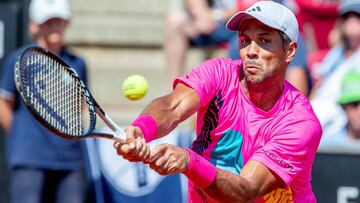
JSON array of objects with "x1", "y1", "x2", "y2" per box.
[
  {"x1": 131, "y1": 115, "x2": 158, "y2": 143},
  {"x1": 183, "y1": 148, "x2": 217, "y2": 189}
]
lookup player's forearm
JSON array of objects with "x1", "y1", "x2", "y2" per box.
[
  {"x1": 141, "y1": 96, "x2": 180, "y2": 138},
  {"x1": 183, "y1": 149, "x2": 255, "y2": 202},
  {"x1": 141, "y1": 93, "x2": 195, "y2": 138},
  {"x1": 203, "y1": 169, "x2": 256, "y2": 202},
  {"x1": 183, "y1": 150, "x2": 278, "y2": 202},
  {"x1": 132, "y1": 84, "x2": 199, "y2": 141}
]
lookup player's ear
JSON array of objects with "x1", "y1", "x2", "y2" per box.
[{"x1": 285, "y1": 41, "x2": 297, "y2": 63}]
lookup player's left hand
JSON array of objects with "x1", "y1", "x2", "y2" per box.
[{"x1": 148, "y1": 144, "x2": 189, "y2": 175}]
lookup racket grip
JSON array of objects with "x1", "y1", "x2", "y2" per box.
[{"x1": 113, "y1": 129, "x2": 126, "y2": 143}]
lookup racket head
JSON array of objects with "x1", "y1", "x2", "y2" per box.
[{"x1": 15, "y1": 46, "x2": 97, "y2": 140}]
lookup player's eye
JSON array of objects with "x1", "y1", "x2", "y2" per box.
[
  {"x1": 239, "y1": 36, "x2": 250, "y2": 47},
  {"x1": 259, "y1": 38, "x2": 271, "y2": 44}
]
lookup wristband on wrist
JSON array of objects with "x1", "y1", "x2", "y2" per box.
[
  {"x1": 183, "y1": 148, "x2": 217, "y2": 189},
  {"x1": 131, "y1": 114, "x2": 158, "y2": 143}
]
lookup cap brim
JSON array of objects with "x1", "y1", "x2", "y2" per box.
[
  {"x1": 338, "y1": 93, "x2": 360, "y2": 105},
  {"x1": 226, "y1": 12, "x2": 249, "y2": 31}
]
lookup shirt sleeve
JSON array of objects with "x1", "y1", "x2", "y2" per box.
[
  {"x1": 173, "y1": 58, "x2": 227, "y2": 107},
  {"x1": 0, "y1": 50, "x2": 19, "y2": 100},
  {"x1": 250, "y1": 118, "x2": 322, "y2": 187},
  {"x1": 78, "y1": 59, "x2": 88, "y2": 86}
]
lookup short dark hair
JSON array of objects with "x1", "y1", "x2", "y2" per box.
[{"x1": 278, "y1": 31, "x2": 292, "y2": 50}]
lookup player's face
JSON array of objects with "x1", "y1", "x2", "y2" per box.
[
  {"x1": 344, "y1": 101, "x2": 360, "y2": 137},
  {"x1": 238, "y1": 18, "x2": 292, "y2": 85}
]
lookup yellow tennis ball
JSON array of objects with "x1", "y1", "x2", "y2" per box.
[{"x1": 122, "y1": 75, "x2": 148, "y2": 100}]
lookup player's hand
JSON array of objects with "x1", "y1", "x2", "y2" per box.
[
  {"x1": 113, "y1": 126, "x2": 150, "y2": 163},
  {"x1": 148, "y1": 144, "x2": 189, "y2": 175}
]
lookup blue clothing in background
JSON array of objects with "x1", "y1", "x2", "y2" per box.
[
  {"x1": 191, "y1": 21, "x2": 236, "y2": 47},
  {"x1": 0, "y1": 45, "x2": 88, "y2": 170}
]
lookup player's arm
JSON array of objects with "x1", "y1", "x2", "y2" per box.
[
  {"x1": 140, "y1": 83, "x2": 200, "y2": 138},
  {"x1": 204, "y1": 160, "x2": 283, "y2": 202},
  {"x1": 0, "y1": 97, "x2": 15, "y2": 134},
  {"x1": 113, "y1": 83, "x2": 200, "y2": 162},
  {"x1": 149, "y1": 144, "x2": 283, "y2": 202}
]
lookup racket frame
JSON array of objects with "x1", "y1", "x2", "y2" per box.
[{"x1": 14, "y1": 46, "x2": 126, "y2": 143}]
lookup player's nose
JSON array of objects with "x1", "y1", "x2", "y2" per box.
[{"x1": 246, "y1": 41, "x2": 259, "y2": 59}]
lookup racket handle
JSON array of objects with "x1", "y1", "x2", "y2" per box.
[{"x1": 113, "y1": 129, "x2": 126, "y2": 143}]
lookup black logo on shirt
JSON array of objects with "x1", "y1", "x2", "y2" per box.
[{"x1": 192, "y1": 90, "x2": 223, "y2": 154}]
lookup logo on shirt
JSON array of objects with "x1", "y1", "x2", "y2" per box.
[
  {"x1": 192, "y1": 90, "x2": 223, "y2": 154},
  {"x1": 258, "y1": 147, "x2": 295, "y2": 172}
]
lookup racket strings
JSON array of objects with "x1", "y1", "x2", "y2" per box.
[{"x1": 22, "y1": 51, "x2": 92, "y2": 136}]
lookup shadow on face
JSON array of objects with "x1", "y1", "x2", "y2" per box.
[{"x1": 237, "y1": 18, "x2": 296, "y2": 84}]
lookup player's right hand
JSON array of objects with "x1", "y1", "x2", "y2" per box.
[{"x1": 113, "y1": 126, "x2": 150, "y2": 163}]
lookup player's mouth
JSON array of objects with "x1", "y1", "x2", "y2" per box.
[{"x1": 244, "y1": 63, "x2": 261, "y2": 74}]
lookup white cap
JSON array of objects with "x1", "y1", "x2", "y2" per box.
[
  {"x1": 226, "y1": 1, "x2": 299, "y2": 42},
  {"x1": 29, "y1": 0, "x2": 71, "y2": 24},
  {"x1": 339, "y1": 0, "x2": 360, "y2": 16}
]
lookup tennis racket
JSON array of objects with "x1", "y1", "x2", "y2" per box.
[{"x1": 14, "y1": 46, "x2": 126, "y2": 143}]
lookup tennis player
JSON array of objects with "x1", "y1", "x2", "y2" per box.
[{"x1": 114, "y1": 1, "x2": 322, "y2": 202}]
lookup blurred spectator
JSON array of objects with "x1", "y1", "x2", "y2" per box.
[
  {"x1": 310, "y1": 0, "x2": 360, "y2": 94},
  {"x1": 320, "y1": 71, "x2": 360, "y2": 145},
  {"x1": 0, "y1": 0, "x2": 88, "y2": 203},
  {"x1": 310, "y1": 0, "x2": 360, "y2": 139},
  {"x1": 294, "y1": 0, "x2": 340, "y2": 52},
  {"x1": 289, "y1": 0, "x2": 340, "y2": 93},
  {"x1": 164, "y1": 0, "x2": 237, "y2": 84}
]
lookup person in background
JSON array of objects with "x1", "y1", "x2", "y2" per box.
[
  {"x1": 319, "y1": 71, "x2": 360, "y2": 150},
  {"x1": 0, "y1": 0, "x2": 88, "y2": 202},
  {"x1": 310, "y1": 0, "x2": 360, "y2": 92},
  {"x1": 310, "y1": 0, "x2": 360, "y2": 138},
  {"x1": 164, "y1": 0, "x2": 238, "y2": 85}
]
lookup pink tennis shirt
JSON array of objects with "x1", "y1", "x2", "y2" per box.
[{"x1": 174, "y1": 57, "x2": 322, "y2": 203}]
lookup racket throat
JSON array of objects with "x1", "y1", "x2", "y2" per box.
[{"x1": 95, "y1": 107, "x2": 126, "y2": 142}]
